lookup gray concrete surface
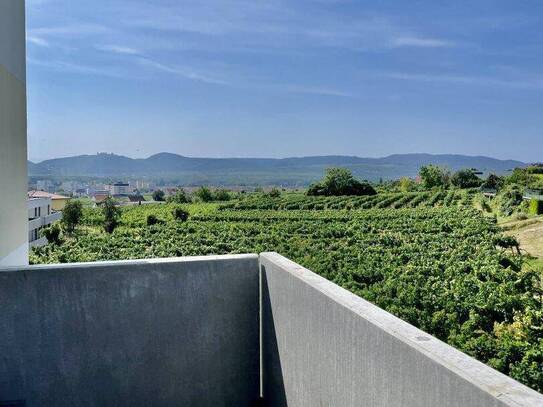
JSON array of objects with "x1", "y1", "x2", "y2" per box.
[
  {"x1": 0, "y1": 255, "x2": 260, "y2": 406},
  {"x1": 260, "y1": 252, "x2": 543, "y2": 407},
  {"x1": 0, "y1": 0, "x2": 28, "y2": 267},
  {"x1": 0, "y1": 0, "x2": 26, "y2": 82}
]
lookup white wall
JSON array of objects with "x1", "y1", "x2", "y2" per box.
[{"x1": 0, "y1": 0, "x2": 28, "y2": 266}]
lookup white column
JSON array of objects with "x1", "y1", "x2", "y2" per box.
[{"x1": 0, "y1": 0, "x2": 28, "y2": 266}]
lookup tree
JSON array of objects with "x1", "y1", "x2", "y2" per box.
[
  {"x1": 167, "y1": 189, "x2": 191, "y2": 204},
  {"x1": 195, "y1": 186, "x2": 214, "y2": 202},
  {"x1": 419, "y1": 165, "x2": 449, "y2": 189},
  {"x1": 399, "y1": 177, "x2": 415, "y2": 192},
  {"x1": 213, "y1": 189, "x2": 231, "y2": 201},
  {"x1": 42, "y1": 223, "x2": 62, "y2": 245},
  {"x1": 61, "y1": 200, "x2": 83, "y2": 234},
  {"x1": 451, "y1": 169, "x2": 482, "y2": 189},
  {"x1": 152, "y1": 189, "x2": 165, "y2": 202},
  {"x1": 307, "y1": 167, "x2": 377, "y2": 196},
  {"x1": 481, "y1": 174, "x2": 505, "y2": 191},
  {"x1": 102, "y1": 197, "x2": 120, "y2": 234}
]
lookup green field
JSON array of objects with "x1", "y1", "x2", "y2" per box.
[{"x1": 31, "y1": 193, "x2": 543, "y2": 392}]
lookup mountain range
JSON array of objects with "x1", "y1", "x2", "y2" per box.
[{"x1": 28, "y1": 153, "x2": 526, "y2": 186}]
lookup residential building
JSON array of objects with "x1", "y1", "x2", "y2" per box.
[
  {"x1": 28, "y1": 190, "x2": 71, "y2": 211},
  {"x1": 27, "y1": 197, "x2": 62, "y2": 248},
  {"x1": 0, "y1": 0, "x2": 27, "y2": 266},
  {"x1": 106, "y1": 182, "x2": 133, "y2": 196}
]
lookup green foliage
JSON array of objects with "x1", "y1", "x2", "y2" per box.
[
  {"x1": 213, "y1": 189, "x2": 231, "y2": 201},
  {"x1": 481, "y1": 174, "x2": 505, "y2": 191},
  {"x1": 102, "y1": 197, "x2": 120, "y2": 234},
  {"x1": 529, "y1": 199, "x2": 543, "y2": 215},
  {"x1": 267, "y1": 188, "x2": 281, "y2": 198},
  {"x1": 152, "y1": 189, "x2": 166, "y2": 202},
  {"x1": 42, "y1": 223, "x2": 63, "y2": 245},
  {"x1": 221, "y1": 190, "x2": 473, "y2": 211},
  {"x1": 399, "y1": 177, "x2": 416, "y2": 192},
  {"x1": 29, "y1": 201, "x2": 543, "y2": 391},
  {"x1": 146, "y1": 214, "x2": 161, "y2": 226},
  {"x1": 61, "y1": 200, "x2": 83, "y2": 234},
  {"x1": 419, "y1": 165, "x2": 450, "y2": 189},
  {"x1": 498, "y1": 187, "x2": 524, "y2": 217},
  {"x1": 451, "y1": 169, "x2": 482, "y2": 189},
  {"x1": 195, "y1": 186, "x2": 214, "y2": 202},
  {"x1": 167, "y1": 189, "x2": 191, "y2": 204},
  {"x1": 172, "y1": 206, "x2": 189, "y2": 222},
  {"x1": 307, "y1": 167, "x2": 377, "y2": 196}
]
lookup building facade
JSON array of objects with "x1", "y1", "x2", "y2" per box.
[
  {"x1": 28, "y1": 198, "x2": 62, "y2": 248},
  {"x1": 0, "y1": 1, "x2": 28, "y2": 266}
]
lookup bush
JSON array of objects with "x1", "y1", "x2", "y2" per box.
[
  {"x1": 267, "y1": 188, "x2": 281, "y2": 198},
  {"x1": 498, "y1": 187, "x2": 524, "y2": 216},
  {"x1": 419, "y1": 165, "x2": 450, "y2": 189},
  {"x1": 195, "y1": 186, "x2": 214, "y2": 202},
  {"x1": 102, "y1": 197, "x2": 120, "y2": 233},
  {"x1": 42, "y1": 223, "x2": 62, "y2": 245},
  {"x1": 152, "y1": 190, "x2": 166, "y2": 202},
  {"x1": 451, "y1": 169, "x2": 482, "y2": 189},
  {"x1": 167, "y1": 189, "x2": 191, "y2": 204},
  {"x1": 173, "y1": 207, "x2": 189, "y2": 222},
  {"x1": 213, "y1": 189, "x2": 231, "y2": 201},
  {"x1": 481, "y1": 174, "x2": 505, "y2": 191},
  {"x1": 146, "y1": 214, "x2": 161, "y2": 226},
  {"x1": 529, "y1": 199, "x2": 543, "y2": 215},
  {"x1": 61, "y1": 200, "x2": 83, "y2": 234},
  {"x1": 307, "y1": 168, "x2": 377, "y2": 196}
]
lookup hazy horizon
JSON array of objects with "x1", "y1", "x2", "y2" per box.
[
  {"x1": 28, "y1": 150, "x2": 531, "y2": 164},
  {"x1": 27, "y1": 1, "x2": 543, "y2": 163}
]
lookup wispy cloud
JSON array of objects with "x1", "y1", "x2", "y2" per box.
[
  {"x1": 381, "y1": 71, "x2": 543, "y2": 90},
  {"x1": 27, "y1": 36, "x2": 50, "y2": 47},
  {"x1": 390, "y1": 36, "x2": 455, "y2": 48},
  {"x1": 27, "y1": 57, "x2": 128, "y2": 78},
  {"x1": 137, "y1": 58, "x2": 230, "y2": 86},
  {"x1": 28, "y1": 24, "x2": 110, "y2": 38},
  {"x1": 95, "y1": 45, "x2": 141, "y2": 55}
]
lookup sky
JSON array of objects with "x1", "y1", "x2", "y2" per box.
[{"x1": 26, "y1": 0, "x2": 543, "y2": 163}]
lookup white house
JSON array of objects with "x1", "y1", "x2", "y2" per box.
[{"x1": 28, "y1": 198, "x2": 62, "y2": 248}]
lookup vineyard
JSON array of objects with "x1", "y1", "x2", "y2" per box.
[
  {"x1": 220, "y1": 189, "x2": 477, "y2": 210},
  {"x1": 30, "y1": 198, "x2": 543, "y2": 392}
]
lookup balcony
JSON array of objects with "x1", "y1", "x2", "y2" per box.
[{"x1": 0, "y1": 253, "x2": 541, "y2": 406}]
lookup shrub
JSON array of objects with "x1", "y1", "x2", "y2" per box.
[
  {"x1": 451, "y1": 169, "x2": 482, "y2": 189},
  {"x1": 267, "y1": 188, "x2": 281, "y2": 198},
  {"x1": 214, "y1": 189, "x2": 231, "y2": 201},
  {"x1": 481, "y1": 173, "x2": 505, "y2": 191},
  {"x1": 146, "y1": 214, "x2": 160, "y2": 226},
  {"x1": 102, "y1": 197, "x2": 120, "y2": 233},
  {"x1": 42, "y1": 223, "x2": 62, "y2": 245},
  {"x1": 152, "y1": 190, "x2": 166, "y2": 202},
  {"x1": 195, "y1": 186, "x2": 214, "y2": 202},
  {"x1": 61, "y1": 200, "x2": 83, "y2": 234},
  {"x1": 307, "y1": 167, "x2": 377, "y2": 196},
  {"x1": 419, "y1": 165, "x2": 450, "y2": 189},
  {"x1": 529, "y1": 199, "x2": 543, "y2": 215},
  {"x1": 167, "y1": 189, "x2": 191, "y2": 204},
  {"x1": 173, "y1": 207, "x2": 189, "y2": 222},
  {"x1": 498, "y1": 187, "x2": 524, "y2": 216}
]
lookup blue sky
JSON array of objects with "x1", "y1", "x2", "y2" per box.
[{"x1": 26, "y1": 0, "x2": 543, "y2": 162}]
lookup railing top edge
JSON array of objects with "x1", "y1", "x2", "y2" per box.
[
  {"x1": 258, "y1": 251, "x2": 543, "y2": 406},
  {"x1": 0, "y1": 253, "x2": 259, "y2": 274}
]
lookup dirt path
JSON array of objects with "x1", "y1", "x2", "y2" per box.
[{"x1": 503, "y1": 217, "x2": 543, "y2": 258}]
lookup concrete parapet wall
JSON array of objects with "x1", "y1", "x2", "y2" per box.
[
  {"x1": 260, "y1": 252, "x2": 543, "y2": 407},
  {"x1": 0, "y1": 255, "x2": 260, "y2": 406}
]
